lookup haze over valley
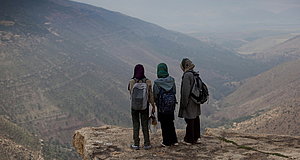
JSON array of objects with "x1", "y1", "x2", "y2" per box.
[{"x1": 1, "y1": 0, "x2": 300, "y2": 159}]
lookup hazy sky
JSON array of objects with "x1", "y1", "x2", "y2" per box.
[{"x1": 72, "y1": 0, "x2": 300, "y2": 33}]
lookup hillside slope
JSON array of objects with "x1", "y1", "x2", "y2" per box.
[
  {"x1": 262, "y1": 35, "x2": 300, "y2": 60},
  {"x1": 222, "y1": 59, "x2": 300, "y2": 108},
  {"x1": 233, "y1": 104, "x2": 300, "y2": 136},
  {"x1": 213, "y1": 59, "x2": 300, "y2": 131},
  {"x1": 0, "y1": 116, "x2": 43, "y2": 160},
  {"x1": 0, "y1": 136, "x2": 42, "y2": 160}
]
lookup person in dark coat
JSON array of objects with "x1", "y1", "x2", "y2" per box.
[
  {"x1": 153, "y1": 63, "x2": 178, "y2": 146},
  {"x1": 178, "y1": 58, "x2": 201, "y2": 145}
]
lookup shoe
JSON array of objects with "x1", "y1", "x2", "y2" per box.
[
  {"x1": 143, "y1": 145, "x2": 152, "y2": 150},
  {"x1": 161, "y1": 143, "x2": 167, "y2": 147},
  {"x1": 182, "y1": 141, "x2": 193, "y2": 145},
  {"x1": 194, "y1": 139, "x2": 201, "y2": 144},
  {"x1": 131, "y1": 144, "x2": 140, "y2": 150},
  {"x1": 173, "y1": 143, "x2": 179, "y2": 146},
  {"x1": 161, "y1": 143, "x2": 171, "y2": 147}
]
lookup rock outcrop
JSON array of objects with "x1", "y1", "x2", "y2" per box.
[{"x1": 73, "y1": 125, "x2": 300, "y2": 160}]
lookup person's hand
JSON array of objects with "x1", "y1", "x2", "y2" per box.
[{"x1": 151, "y1": 107, "x2": 155, "y2": 114}]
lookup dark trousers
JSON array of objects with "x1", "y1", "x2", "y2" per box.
[
  {"x1": 160, "y1": 118, "x2": 178, "y2": 146},
  {"x1": 184, "y1": 116, "x2": 200, "y2": 143},
  {"x1": 131, "y1": 109, "x2": 150, "y2": 146}
]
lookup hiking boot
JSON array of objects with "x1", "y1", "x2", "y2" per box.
[
  {"x1": 143, "y1": 145, "x2": 152, "y2": 150},
  {"x1": 131, "y1": 144, "x2": 140, "y2": 150}
]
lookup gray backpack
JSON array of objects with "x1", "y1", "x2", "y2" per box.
[{"x1": 131, "y1": 78, "x2": 148, "y2": 110}]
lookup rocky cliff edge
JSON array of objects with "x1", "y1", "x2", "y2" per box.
[{"x1": 73, "y1": 125, "x2": 300, "y2": 160}]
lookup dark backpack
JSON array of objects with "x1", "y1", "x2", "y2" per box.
[
  {"x1": 157, "y1": 86, "x2": 176, "y2": 114},
  {"x1": 189, "y1": 71, "x2": 209, "y2": 104}
]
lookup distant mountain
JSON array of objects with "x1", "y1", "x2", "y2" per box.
[
  {"x1": 189, "y1": 30, "x2": 300, "y2": 54},
  {"x1": 278, "y1": 7, "x2": 300, "y2": 22},
  {"x1": 0, "y1": 0, "x2": 273, "y2": 158},
  {"x1": 237, "y1": 34, "x2": 298, "y2": 54},
  {"x1": 212, "y1": 59, "x2": 300, "y2": 131},
  {"x1": 261, "y1": 35, "x2": 300, "y2": 60},
  {"x1": 237, "y1": 34, "x2": 300, "y2": 61}
]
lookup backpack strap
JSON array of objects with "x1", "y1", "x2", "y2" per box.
[
  {"x1": 182, "y1": 70, "x2": 198, "y2": 79},
  {"x1": 142, "y1": 78, "x2": 148, "y2": 83},
  {"x1": 133, "y1": 78, "x2": 147, "y2": 83},
  {"x1": 185, "y1": 71, "x2": 203, "y2": 98}
]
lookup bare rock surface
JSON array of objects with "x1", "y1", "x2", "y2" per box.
[{"x1": 73, "y1": 125, "x2": 300, "y2": 160}]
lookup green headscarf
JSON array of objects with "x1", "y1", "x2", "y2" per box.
[{"x1": 157, "y1": 63, "x2": 169, "y2": 78}]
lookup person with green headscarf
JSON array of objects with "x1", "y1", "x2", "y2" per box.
[{"x1": 153, "y1": 63, "x2": 178, "y2": 147}]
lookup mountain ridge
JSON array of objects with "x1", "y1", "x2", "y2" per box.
[{"x1": 237, "y1": 34, "x2": 300, "y2": 61}]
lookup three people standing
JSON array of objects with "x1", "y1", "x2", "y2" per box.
[{"x1": 128, "y1": 58, "x2": 202, "y2": 149}]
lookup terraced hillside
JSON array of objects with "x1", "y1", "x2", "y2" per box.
[
  {"x1": 0, "y1": 116, "x2": 42, "y2": 160},
  {"x1": 0, "y1": 116, "x2": 79, "y2": 160},
  {"x1": 0, "y1": 136, "x2": 41, "y2": 160},
  {"x1": 0, "y1": 0, "x2": 274, "y2": 159},
  {"x1": 0, "y1": 116, "x2": 40, "y2": 152}
]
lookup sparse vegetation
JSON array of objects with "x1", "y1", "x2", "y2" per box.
[
  {"x1": 218, "y1": 136, "x2": 289, "y2": 158},
  {"x1": 42, "y1": 139, "x2": 80, "y2": 160},
  {"x1": 0, "y1": 116, "x2": 40, "y2": 151}
]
